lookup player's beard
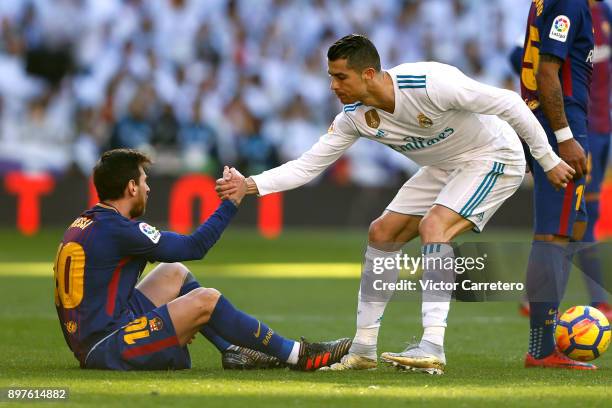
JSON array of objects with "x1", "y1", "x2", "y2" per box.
[{"x1": 130, "y1": 195, "x2": 147, "y2": 218}]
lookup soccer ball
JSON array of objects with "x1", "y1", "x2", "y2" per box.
[{"x1": 555, "y1": 306, "x2": 611, "y2": 361}]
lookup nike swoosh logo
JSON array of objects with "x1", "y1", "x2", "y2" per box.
[{"x1": 253, "y1": 321, "x2": 261, "y2": 338}]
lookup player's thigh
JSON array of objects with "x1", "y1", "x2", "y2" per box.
[
  {"x1": 435, "y1": 160, "x2": 524, "y2": 234},
  {"x1": 136, "y1": 262, "x2": 190, "y2": 307},
  {"x1": 381, "y1": 166, "x2": 449, "y2": 244},
  {"x1": 85, "y1": 306, "x2": 191, "y2": 370},
  {"x1": 369, "y1": 210, "x2": 421, "y2": 248},
  {"x1": 419, "y1": 204, "x2": 474, "y2": 242},
  {"x1": 166, "y1": 287, "x2": 221, "y2": 345},
  {"x1": 532, "y1": 114, "x2": 589, "y2": 236},
  {"x1": 533, "y1": 158, "x2": 587, "y2": 237}
]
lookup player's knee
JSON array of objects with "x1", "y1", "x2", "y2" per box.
[
  {"x1": 572, "y1": 221, "x2": 587, "y2": 242},
  {"x1": 418, "y1": 216, "x2": 442, "y2": 242},
  {"x1": 157, "y1": 262, "x2": 190, "y2": 283},
  {"x1": 172, "y1": 262, "x2": 190, "y2": 278},
  {"x1": 368, "y1": 218, "x2": 393, "y2": 244},
  {"x1": 188, "y1": 287, "x2": 221, "y2": 323}
]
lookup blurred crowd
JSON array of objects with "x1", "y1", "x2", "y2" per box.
[{"x1": 0, "y1": 0, "x2": 544, "y2": 186}]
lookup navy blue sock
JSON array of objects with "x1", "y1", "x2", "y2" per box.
[
  {"x1": 207, "y1": 295, "x2": 296, "y2": 362},
  {"x1": 179, "y1": 279, "x2": 200, "y2": 297},
  {"x1": 577, "y1": 200, "x2": 608, "y2": 305},
  {"x1": 526, "y1": 241, "x2": 568, "y2": 359},
  {"x1": 179, "y1": 274, "x2": 232, "y2": 352},
  {"x1": 200, "y1": 325, "x2": 232, "y2": 352}
]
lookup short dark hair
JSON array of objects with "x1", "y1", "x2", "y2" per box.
[
  {"x1": 327, "y1": 34, "x2": 381, "y2": 72},
  {"x1": 93, "y1": 149, "x2": 151, "y2": 201}
]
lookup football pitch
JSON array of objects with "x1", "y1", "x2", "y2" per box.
[{"x1": 0, "y1": 228, "x2": 609, "y2": 407}]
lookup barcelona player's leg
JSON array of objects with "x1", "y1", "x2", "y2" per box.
[
  {"x1": 136, "y1": 262, "x2": 283, "y2": 369},
  {"x1": 84, "y1": 262, "x2": 351, "y2": 370},
  {"x1": 577, "y1": 133, "x2": 612, "y2": 319},
  {"x1": 525, "y1": 112, "x2": 596, "y2": 370}
]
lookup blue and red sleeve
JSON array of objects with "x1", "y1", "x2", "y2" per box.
[
  {"x1": 538, "y1": 0, "x2": 583, "y2": 60},
  {"x1": 117, "y1": 200, "x2": 238, "y2": 262}
]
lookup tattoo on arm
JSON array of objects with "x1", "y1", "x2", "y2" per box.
[{"x1": 536, "y1": 53, "x2": 568, "y2": 131}]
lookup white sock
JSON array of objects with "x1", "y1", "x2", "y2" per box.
[
  {"x1": 422, "y1": 326, "x2": 446, "y2": 347},
  {"x1": 286, "y1": 341, "x2": 301, "y2": 364},
  {"x1": 350, "y1": 245, "x2": 401, "y2": 359},
  {"x1": 420, "y1": 243, "x2": 454, "y2": 348}
]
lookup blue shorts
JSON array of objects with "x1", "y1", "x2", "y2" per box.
[
  {"x1": 84, "y1": 290, "x2": 191, "y2": 370},
  {"x1": 528, "y1": 111, "x2": 588, "y2": 236},
  {"x1": 586, "y1": 133, "x2": 610, "y2": 195}
]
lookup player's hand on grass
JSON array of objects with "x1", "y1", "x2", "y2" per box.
[
  {"x1": 557, "y1": 139, "x2": 587, "y2": 180},
  {"x1": 545, "y1": 160, "x2": 575, "y2": 190},
  {"x1": 216, "y1": 166, "x2": 247, "y2": 205}
]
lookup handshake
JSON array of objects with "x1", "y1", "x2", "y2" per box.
[{"x1": 215, "y1": 166, "x2": 247, "y2": 206}]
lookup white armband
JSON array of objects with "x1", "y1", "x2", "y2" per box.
[{"x1": 554, "y1": 127, "x2": 573, "y2": 143}]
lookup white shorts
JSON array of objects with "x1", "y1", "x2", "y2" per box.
[{"x1": 387, "y1": 160, "x2": 525, "y2": 232}]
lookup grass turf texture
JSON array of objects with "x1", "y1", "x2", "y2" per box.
[{"x1": 0, "y1": 228, "x2": 610, "y2": 407}]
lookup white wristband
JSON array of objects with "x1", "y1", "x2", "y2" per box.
[{"x1": 554, "y1": 127, "x2": 573, "y2": 143}]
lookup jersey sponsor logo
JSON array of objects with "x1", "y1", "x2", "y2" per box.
[
  {"x1": 586, "y1": 49, "x2": 594, "y2": 64},
  {"x1": 593, "y1": 45, "x2": 610, "y2": 64},
  {"x1": 417, "y1": 113, "x2": 433, "y2": 128},
  {"x1": 149, "y1": 316, "x2": 164, "y2": 332},
  {"x1": 365, "y1": 109, "x2": 381, "y2": 128},
  {"x1": 65, "y1": 321, "x2": 78, "y2": 334},
  {"x1": 139, "y1": 222, "x2": 161, "y2": 244},
  {"x1": 375, "y1": 129, "x2": 386, "y2": 138},
  {"x1": 390, "y1": 128, "x2": 455, "y2": 153},
  {"x1": 549, "y1": 15, "x2": 570, "y2": 42}
]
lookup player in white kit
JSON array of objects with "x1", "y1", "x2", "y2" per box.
[{"x1": 216, "y1": 35, "x2": 575, "y2": 374}]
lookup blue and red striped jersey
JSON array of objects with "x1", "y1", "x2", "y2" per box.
[
  {"x1": 53, "y1": 200, "x2": 237, "y2": 363},
  {"x1": 588, "y1": 1, "x2": 612, "y2": 134},
  {"x1": 520, "y1": 0, "x2": 594, "y2": 117}
]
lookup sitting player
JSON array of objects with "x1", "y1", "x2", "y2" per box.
[{"x1": 53, "y1": 148, "x2": 351, "y2": 371}]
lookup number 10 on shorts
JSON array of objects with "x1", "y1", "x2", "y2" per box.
[{"x1": 123, "y1": 317, "x2": 150, "y2": 344}]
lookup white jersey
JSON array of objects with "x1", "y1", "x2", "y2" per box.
[{"x1": 252, "y1": 62, "x2": 561, "y2": 196}]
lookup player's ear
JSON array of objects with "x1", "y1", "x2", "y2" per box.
[
  {"x1": 362, "y1": 67, "x2": 376, "y2": 81},
  {"x1": 127, "y1": 179, "x2": 137, "y2": 197}
]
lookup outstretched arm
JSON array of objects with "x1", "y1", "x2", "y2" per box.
[
  {"x1": 427, "y1": 64, "x2": 573, "y2": 188},
  {"x1": 217, "y1": 116, "x2": 358, "y2": 198},
  {"x1": 122, "y1": 168, "x2": 246, "y2": 262}
]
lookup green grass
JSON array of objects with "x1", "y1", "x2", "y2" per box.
[{"x1": 0, "y1": 228, "x2": 610, "y2": 407}]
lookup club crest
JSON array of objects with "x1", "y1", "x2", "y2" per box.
[
  {"x1": 365, "y1": 109, "x2": 380, "y2": 128},
  {"x1": 527, "y1": 100, "x2": 540, "y2": 110},
  {"x1": 149, "y1": 317, "x2": 164, "y2": 332},
  {"x1": 65, "y1": 321, "x2": 77, "y2": 334},
  {"x1": 417, "y1": 113, "x2": 433, "y2": 128}
]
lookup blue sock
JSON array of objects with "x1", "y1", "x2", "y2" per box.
[
  {"x1": 179, "y1": 275, "x2": 232, "y2": 352},
  {"x1": 577, "y1": 200, "x2": 609, "y2": 305},
  {"x1": 207, "y1": 295, "x2": 296, "y2": 362},
  {"x1": 526, "y1": 241, "x2": 568, "y2": 359},
  {"x1": 200, "y1": 325, "x2": 232, "y2": 352}
]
